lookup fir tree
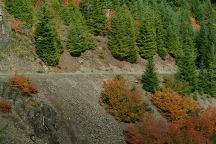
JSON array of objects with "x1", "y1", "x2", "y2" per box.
[
  {"x1": 108, "y1": 5, "x2": 137, "y2": 63},
  {"x1": 196, "y1": 22, "x2": 210, "y2": 68},
  {"x1": 67, "y1": 23, "x2": 94, "y2": 56},
  {"x1": 207, "y1": 45, "x2": 216, "y2": 96},
  {"x1": 142, "y1": 59, "x2": 159, "y2": 93},
  {"x1": 177, "y1": 12, "x2": 198, "y2": 91},
  {"x1": 34, "y1": 2, "x2": 63, "y2": 66},
  {"x1": 198, "y1": 62, "x2": 209, "y2": 94},
  {"x1": 153, "y1": 1, "x2": 167, "y2": 59},
  {"x1": 137, "y1": 7, "x2": 157, "y2": 60},
  {"x1": 80, "y1": 0, "x2": 109, "y2": 36},
  {"x1": 5, "y1": 0, "x2": 33, "y2": 27},
  {"x1": 166, "y1": 12, "x2": 183, "y2": 58}
]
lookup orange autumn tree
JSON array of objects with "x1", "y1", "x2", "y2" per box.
[{"x1": 151, "y1": 88, "x2": 200, "y2": 120}]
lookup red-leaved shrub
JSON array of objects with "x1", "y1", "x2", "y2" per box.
[
  {"x1": 10, "y1": 75, "x2": 38, "y2": 96},
  {"x1": 127, "y1": 114, "x2": 169, "y2": 144},
  {"x1": 127, "y1": 107, "x2": 216, "y2": 144},
  {"x1": 0, "y1": 99, "x2": 11, "y2": 113},
  {"x1": 101, "y1": 79, "x2": 146, "y2": 123},
  {"x1": 127, "y1": 111, "x2": 215, "y2": 144}
]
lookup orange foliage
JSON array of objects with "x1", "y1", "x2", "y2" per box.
[
  {"x1": 10, "y1": 19, "x2": 30, "y2": 36},
  {"x1": 34, "y1": 0, "x2": 42, "y2": 9},
  {"x1": 74, "y1": 0, "x2": 81, "y2": 8},
  {"x1": 101, "y1": 79, "x2": 146, "y2": 123},
  {"x1": 191, "y1": 17, "x2": 200, "y2": 32},
  {"x1": 0, "y1": 99, "x2": 11, "y2": 113},
  {"x1": 64, "y1": 0, "x2": 70, "y2": 6},
  {"x1": 105, "y1": 9, "x2": 115, "y2": 31},
  {"x1": 134, "y1": 19, "x2": 141, "y2": 28},
  {"x1": 151, "y1": 88, "x2": 200, "y2": 120},
  {"x1": 10, "y1": 75, "x2": 38, "y2": 96},
  {"x1": 105, "y1": 21, "x2": 112, "y2": 30}
]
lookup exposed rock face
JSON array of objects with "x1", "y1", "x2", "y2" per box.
[{"x1": 0, "y1": 74, "x2": 127, "y2": 144}]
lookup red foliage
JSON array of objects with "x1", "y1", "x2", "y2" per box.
[
  {"x1": 127, "y1": 108, "x2": 216, "y2": 144},
  {"x1": 101, "y1": 79, "x2": 146, "y2": 123},
  {"x1": 0, "y1": 99, "x2": 11, "y2": 113},
  {"x1": 10, "y1": 75, "x2": 38, "y2": 96},
  {"x1": 127, "y1": 114, "x2": 169, "y2": 144}
]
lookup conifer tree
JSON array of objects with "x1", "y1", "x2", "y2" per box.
[
  {"x1": 196, "y1": 22, "x2": 210, "y2": 68},
  {"x1": 177, "y1": 12, "x2": 198, "y2": 91},
  {"x1": 34, "y1": 2, "x2": 63, "y2": 66},
  {"x1": 80, "y1": 0, "x2": 108, "y2": 36},
  {"x1": 152, "y1": 1, "x2": 167, "y2": 59},
  {"x1": 198, "y1": 62, "x2": 209, "y2": 94},
  {"x1": 137, "y1": 7, "x2": 157, "y2": 60},
  {"x1": 142, "y1": 59, "x2": 159, "y2": 93},
  {"x1": 108, "y1": 5, "x2": 137, "y2": 63},
  {"x1": 166, "y1": 13, "x2": 183, "y2": 58},
  {"x1": 5, "y1": 0, "x2": 33, "y2": 27},
  {"x1": 207, "y1": 45, "x2": 216, "y2": 96}
]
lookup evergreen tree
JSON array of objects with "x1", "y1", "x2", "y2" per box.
[
  {"x1": 5, "y1": 0, "x2": 33, "y2": 27},
  {"x1": 207, "y1": 45, "x2": 216, "y2": 96},
  {"x1": 177, "y1": 12, "x2": 198, "y2": 91},
  {"x1": 142, "y1": 59, "x2": 159, "y2": 93},
  {"x1": 80, "y1": 0, "x2": 109, "y2": 36},
  {"x1": 137, "y1": 7, "x2": 157, "y2": 60},
  {"x1": 34, "y1": 2, "x2": 63, "y2": 66},
  {"x1": 196, "y1": 22, "x2": 210, "y2": 68},
  {"x1": 166, "y1": 12, "x2": 183, "y2": 58},
  {"x1": 198, "y1": 62, "x2": 209, "y2": 94},
  {"x1": 108, "y1": 5, "x2": 137, "y2": 63},
  {"x1": 152, "y1": 1, "x2": 167, "y2": 59}
]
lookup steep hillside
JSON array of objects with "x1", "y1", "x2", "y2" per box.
[{"x1": 1, "y1": 0, "x2": 216, "y2": 144}]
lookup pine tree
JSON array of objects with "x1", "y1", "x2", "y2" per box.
[
  {"x1": 5, "y1": 0, "x2": 33, "y2": 27},
  {"x1": 34, "y1": 2, "x2": 63, "y2": 66},
  {"x1": 196, "y1": 22, "x2": 210, "y2": 68},
  {"x1": 142, "y1": 59, "x2": 159, "y2": 93},
  {"x1": 207, "y1": 45, "x2": 216, "y2": 96},
  {"x1": 152, "y1": 1, "x2": 167, "y2": 59},
  {"x1": 177, "y1": 12, "x2": 198, "y2": 91},
  {"x1": 198, "y1": 62, "x2": 209, "y2": 94},
  {"x1": 137, "y1": 7, "x2": 157, "y2": 60},
  {"x1": 166, "y1": 12, "x2": 183, "y2": 58},
  {"x1": 80, "y1": 0, "x2": 108, "y2": 36},
  {"x1": 108, "y1": 5, "x2": 137, "y2": 63}
]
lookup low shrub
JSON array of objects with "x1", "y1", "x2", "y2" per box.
[
  {"x1": 127, "y1": 114, "x2": 169, "y2": 144},
  {"x1": 10, "y1": 75, "x2": 38, "y2": 96},
  {"x1": 151, "y1": 88, "x2": 200, "y2": 120},
  {"x1": 0, "y1": 99, "x2": 11, "y2": 113},
  {"x1": 101, "y1": 79, "x2": 146, "y2": 123}
]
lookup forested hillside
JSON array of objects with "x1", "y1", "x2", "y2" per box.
[
  {"x1": 3, "y1": 0, "x2": 216, "y2": 95},
  {"x1": 1, "y1": 0, "x2": 216, "y2": 144}
]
